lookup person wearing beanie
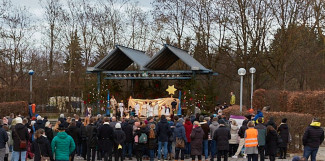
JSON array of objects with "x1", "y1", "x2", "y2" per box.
[
  {"x1": 11, "y1": 117, "x2": 29, "y2": 161},
  {"x1": 156, "y1": 115, "x2": 172, "y2": 161},
  {"x1": 113, "y1": 123, "x2": 126, "y2": 161},
  {"x1": 174, "y1": 118, "x2": 187, "y2": 161},
  {"x1": 209, "y1": 117, "x2": 219, "y2": 161},
  {"x1": 213, "y1": 118, "x2": 231, "y2": 161},
  {"x1": 255, "y1": 117, "x2": 266, "y2": 161},
  {"x1": 190, "y1": 121, "x2": 204, "y2": 161},
  {"x1": 51, "y1": 123, "x2": 76, "y2": 161},
  {"x1": 34, "y1": 115, "x2": 45, "y2": 131},
  {"x1": 277, "y1": 118, "x2": 290, "y2": 159},
  {"x1": 303, "y1": 118, "x2": 324, "y2": 161}
]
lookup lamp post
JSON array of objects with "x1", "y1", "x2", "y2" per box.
[
  {"x1": 28, "y1": 70, "x2": 35, "y2": 103},
  {"x1": 238, "y1": 68, "x2": 246, "y2": 113},
  {"x1": 249, "y1": 67, "x2": 256, "y2": 109}
]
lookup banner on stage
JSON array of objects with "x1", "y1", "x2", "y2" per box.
[{"x1": 128, "y1": 97, "x2": 179, "y2": 110}]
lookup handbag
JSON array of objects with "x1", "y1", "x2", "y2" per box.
[
  {"x1": 38, "y1": 143, "x2": 50, "y2": 161},
  {"x1": 14, "y1": 129, "x2": 27, "y2": 149},
  {"x1": 175, "y1": 137, "x2": 185, "y2": 148}
]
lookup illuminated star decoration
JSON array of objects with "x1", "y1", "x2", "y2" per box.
[{"x1": 166, "y1": 85, "x2": 177, "y2": 95}]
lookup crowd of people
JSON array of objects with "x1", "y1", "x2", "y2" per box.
[{"x1": 0, "y1": 109, "x2": 324, "y2": 161}]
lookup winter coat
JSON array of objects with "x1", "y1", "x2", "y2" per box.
[
  {"x1": 86, "y1": 124, "x2": 98, "y2": 148},
  {"x1": 0, "y1": 127, "x2": 8, "y2": 149},
  {"x1": 255, "y1": 123, "x2": 266, "y2": 146},
  {"x1": 303, "y1": 122, "x2": 325, "y2": 148},
  {"x1": 66, "y1": 125, "x2": 81, "y2": 144},
  {"x1": 174, "y1": 122, "x2": 187, "y2": 143},
  {"x1": 253, "y1": 111, "x2": 264, "y2": 121},
  {"x1": 113, "y1": 128, "x2": 126, "y2": 146},
  {"x1": 12, "y1": 123, "x2": 29, "y2": 151},
  {"x1": 238, "y1": 120, "x2": 248, "y2": 138},
  {"x1": 277, "y1": 123, "x2": 289, "y2": 147},
  {"x1": 213, "y1": 125, "x2": 231, "y2": 150},
  {"x1": 34, "y1": 120, "x2": 45, "y2": 131},
  {"x1": 110, "y1": 121, "x2": 117, "y2": 130},
  {"x1": 229, "y1": 125, "x2": 239, "y2": 144},
  {"x1": 148, "y1": 130, "x2": 157, "y2": 150},
  {"x1": 156, "y1": 118, "x2": 171, "y2": 142},
  {"x1": 209, "y1": 121, "x2": 219, "y2": 138},
  {"x1": 97, "y1": 123, "x2": 114, "y2": 152},
  {"x1": 122, "y1": 122, "x2": 134, "y2": 143},
  {"x1": 190, "y1": 126, "x2": 204, "y2": 155},
  {"x1": 51, "y1": 131, "x2": 75, "y2": 161},
  {"x1": 200, "y1": 122, "x2": 210, "y2": 140},
  {"x1": 184, "y1": 121, "x2": 193, "y2": 142},
  {"x1": 31, "y1": 136, "x2": 53, "y2": 161},
  {"x1": 45, "y1": 127, "x2": 53, "y2": 143},
  {"x1": 266, "y1": 129, "x2": 278, "y2": 155}
]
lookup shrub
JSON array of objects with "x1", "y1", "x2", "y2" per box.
[
  {"x1": 0, "y1": 101, "x2": 28, "y2": 117},
  {"x1": 223, "y1": 106, "x2": 320, "y2": 152}
]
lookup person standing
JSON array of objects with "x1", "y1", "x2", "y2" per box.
[
  {"x1": 66, "y1": 120, "x2": 80, "y2": 161},
  {"x1": 113, "y1": 123, "x2": 126, "y2": 161},
  {"x1": 11, "y1": 117, "x2": 29, "y2": 161},
  {"x1": 266, "y1": 126, "x2": 278, "y2": 161},
  {"x1": 213, "y1": 119, "x2": 231, "y2": 161},
  {"x1": 230, "y1": 92, "x2": 235, "y2": 106},
  {"x1": 122, "y1": 119, "x2": 134, "y2": 160},
  {"x1": 98, "y1": 117, "x2": 114, "y2": 161},
  {"x1": 184, "y1": 118, "x2": 193, "y2": 159},
  {"x1": 0, "y1": 120, "x2": 9, "y2": 161},
  {"x1": 110, "y1": 96, "x2": 118, "y2": 116},
  {"x1": 141, "y1": 102, "x2": 147, "y2": 117},
  {"x1": 86, "y1": 118, "x2": 98, "y2": 161},
  {"x1": 174, "y1": 118, "x2": 187, "y2": 161},
  {"x1": 135, "y1": 102, "x2": 140, "y2": 117},
  {"x1": 229, "y1": 120, "x2": 239, "y2": 157},
  {"x1": 31, "y1": 129, "x2": 53, "y2": 161},
  {"x1": 244, "y1": 121, "x2": 258, "y2": 161},
  {"x1": 254, "y1": 117, "x2": 266, "y2": 161},
  {"x1": 148, "y1": 124, "x2": 157, "y2": 161},
  {"x1": 303, "y1": 118, "x2": 325, "y2": 161},
  {"x1": 277, "y1": 118, "x2": 290, "y2": 159},
  {"x1": 209, "y1": 117, "x2": 219, "y2": 161},
  {"x1": 51, "y1": 123, "x2": 76, "y2": 161},
  {"x1": 119, "y1": 100, "x2": 125, "y2": 118},
  {"x1": 232, "y1": 120, "x2": 248, "y2": 159},
  {"x1": 171, "y1": 99, "x2": 177, "y2": 115},
  {"x1": 154, "y1": 102, "x2": 159, "y2": 117},
  {"x1": 190, "y1": 121, "x2": 204, "y2": 161},
  {"x1": 34, "y1": 116, "x2": 45, "y2": 131},
  {"x1": 199, "y1": 116, "x2": 210, "y2": 161},
  {"x1": 156, "y1": 115, "x2": 172, "y2": 161}
]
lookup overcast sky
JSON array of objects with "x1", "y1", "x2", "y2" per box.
[{"x1": 11, "y1": 0, "x2": 154, "y2": 21}]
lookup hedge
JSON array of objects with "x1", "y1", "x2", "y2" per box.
[
  {"x1": 252, "y1": 89, "x2": 325, "y2": 116},
  {"x1": 223, "y1": 105, "x2": 321, "y2": 152},
  {"x1": 0, "y1": 101, "x2": 28, "y2": 117}
]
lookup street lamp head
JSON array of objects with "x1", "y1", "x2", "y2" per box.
[
  {"x1": 249, "y1": 67, "x2": 256, "y2": 74},
  {"x1": 28, "y1": 70, "x2": 34, "y2": 75},
  {"x1": 238, "y1": 68, "x2": 246, "y2": 76}
]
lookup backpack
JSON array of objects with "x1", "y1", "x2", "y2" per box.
[{"x1": 139, "y1": 133, "x2": 148, "y2": 144}]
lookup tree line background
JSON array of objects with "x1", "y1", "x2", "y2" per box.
[{"x1": 0, "y1": 0, "x2": 324, "y2": 111}]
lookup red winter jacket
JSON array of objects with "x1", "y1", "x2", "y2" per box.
[{"x1": 184, "y1": 121, "x2": 193, "y2": 142}]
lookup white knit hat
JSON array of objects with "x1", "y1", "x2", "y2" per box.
[
  {"x1": 115, "y1": 123, "x2": 121, "y2": 129},
  {"x1": 37, "y1": 115, "x2": 42, "y2": 120},
  {"x1": 15, "y1": 117, "x2": 23, "y2": 124}
]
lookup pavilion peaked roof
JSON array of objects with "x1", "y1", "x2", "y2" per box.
[
  {"x1": 93, "y1": 45, "x2": 151, "y2": 71},
  {"x1": 144, "y1": 44, "x2": 209, "y2": 71}
]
